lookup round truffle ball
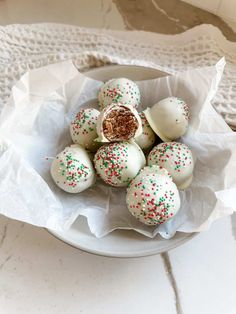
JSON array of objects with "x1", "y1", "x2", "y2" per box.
[
  {"x1": 148, "y1": 142, "x2": 194, "y2": 189},
  {"x1": 135, "y1": 112, "x2": 156, "y2": 151},
  {"x1": 126, "y1": 165, "x2": 180, "y2": 226},
  {"x1": 70, "y1": 108, "x2": 100, "y2": 152},
  {"x1": 51, "y1": 145, "x2": 96, "y2": 193},
  {"x1": 94, "y1": 141, "x2": 146, "y2": 187},
  {"x1": 98, "y1": 78, "x2": 140, "y2": 110},
  {"x1": 144, "y1": 97, "x2": 189, "y2": 141},
  {"x1": 96, "y1": 103, "x2": 142, "y2": 142}
]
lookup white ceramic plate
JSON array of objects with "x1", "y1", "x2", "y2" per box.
[{"x1": 48, "y1": 65, "x2": 196, "y2": 258}]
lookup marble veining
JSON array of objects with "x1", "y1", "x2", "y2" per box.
[
  {"x1": 0, "y1": 254, "x2": 12, "y2": 270},
  {"x1": 151, "y1": 0, "x2": 188, "y2": 30},
  {"x1": 231, "y1": 213, "x2": 236, "y2": 241},
  {"x1": 113, "y1": 0, "x2": 236, "y2": 41},
  {"x1": 161, "y1": 252, "x2": 183, "y2": 314},
  {"x1": 0, "y1": 224, "x2": 8, "y2": 247}
]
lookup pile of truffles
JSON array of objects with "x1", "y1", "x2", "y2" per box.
[{"x1": 50, "y1": 77, "x2": 194, "y2": 226}]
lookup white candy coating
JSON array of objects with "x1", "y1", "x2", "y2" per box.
[
  {"x1": 126, "y1": 165, "x2": 181, "y2": 226},
  {"x1": 147, "y1": 142, "x2": 194, "y2": 189},
  {"x1": 98, "y1": 78, "x2": 140, "y2": 110},
  {"x1": 135, "y1": 112, "x2": 156, "y2": 151},
  {"x1": 94, "y1": 141, "x2": 146, "y2": 187},
  {"x1": 51, "y1": 145, "x2": 96, "y2": 193},
  {"x1": 144, "y1": 97, "x2": 189, "y2": 141},
  {"x1": 70, "y1": 108, "x2": 100, "y2": 152},
  {"x1": 96, "y1": 103, "x2": 142, "y2": 142}
]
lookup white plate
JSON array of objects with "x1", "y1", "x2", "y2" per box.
[{"x1": 48, "y1": 65, "x2": 196, "y2": 258}]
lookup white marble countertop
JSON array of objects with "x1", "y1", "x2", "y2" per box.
[
  {"x1": 0, "y1": 1, "x2": 236, "y2": 314},
  {"x1": 1, "y1": 215, "x2": 236, "y2": 314}
]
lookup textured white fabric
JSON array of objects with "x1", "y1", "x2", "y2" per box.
[{"x1": 0, "y1": 23, "x2": 236, "y2": 128}]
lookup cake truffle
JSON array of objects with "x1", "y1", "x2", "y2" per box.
[
  {"x1": 126, "y1": 165, "x2": 180, "y2": 225},
  {"x1": 94, "y1": 141, "x2": 146, "y2": 187},
  {"x1": 144, "y1": 97, "x2": 189, "y2": 141},
  {"x1": 51, "y1": 145, "x2": 95, "y2": 193},
  {"x1": 135, "y1": 112, "x2": 156, "y2": 151},
  {"x1": 148, "y1": 142, "x2": 194, "y2": 189},
  {"x1": 70, "y1": 108, "x2": 100, "y2": 152},
  {"x1": 96, "y1": 103, "x2": 142, "y2": 142},
  {"x1": 98, "y1": 78, "x2": 140, "y2": 110}
]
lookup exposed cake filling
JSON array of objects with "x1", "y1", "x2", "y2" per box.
[{"x1": 102, "y1": 106, "x2": 139, "y2": 141}]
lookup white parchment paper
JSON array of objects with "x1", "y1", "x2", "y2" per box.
[{"x1": 0, "y1": 58, "x2": 235, "y2": 238}]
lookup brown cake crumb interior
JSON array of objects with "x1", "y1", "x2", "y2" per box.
[{"x1": 103, "y1": 106, "x2": 138, "y2": 141}]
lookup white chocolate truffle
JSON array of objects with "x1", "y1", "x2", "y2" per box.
[
  {"x1": 135, "y1": 112, "x2": 156, "y2": 151},
  {"x1": 98, "y1": 78, "x2": 140, "y2": 110},
  {"x1": 70, "y1": 108, "x2": 100, "y2": 152},
  {"x1": 144, "y1": 97, "x2": 189, "y2": 141},
  {"x1": 94, "y1": 141, "x2": 146, "y2": 187},
  {"x1": 51, "y1": 145, "x2": 95, "y2": 193},
  {"x1": 96, "y1": 103, "x2": 142, "y2": 143},
  {"x1": 148, "y1": 142, "x2": 194, "y2": 189},
  {"x1": 126, "y1": 165, "x2": 181, "y2": 226}
]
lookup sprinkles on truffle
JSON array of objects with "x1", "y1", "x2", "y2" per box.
[
  {"x1": 94, "y1": 141, "x2": 145, "y2": 187},
  {"x1": 70, "y1": 108, "x2": 100, "y2": 152},
  {"x1": 50, "y1": 145, "x2": 96, "y2": 194},
  {"x1": 126, "y1": 165, "x2": 180, "y2": 225},
  {"x1": 148, "y1": 142, "x2": 192, "y2": 173},
  {"x1": 98, "y1": 78, "x2": 141, "y2": 110},
  {"x1": 147, "y1": 142, "x2": 194, "y2": 189},
  {"x1": 95, "y1": 142, "x2": 130, "y2": 186},
  {"x1": 56, "y1": 150, "x2": 91, "y2": 188},
  {"x1": 71, "y1": 109, "x2": 97, "y2": 138},
  {"x1": 176, "y1": 97, "x2": 189, "y2": 121}
]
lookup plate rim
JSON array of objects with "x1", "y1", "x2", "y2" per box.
[{"x1": 48, "y1": 228, "x2": 196, "y2": 258}]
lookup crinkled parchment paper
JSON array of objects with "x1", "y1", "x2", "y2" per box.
[{"x1": 0, "y1": 58, "x2": 235, "y2": 238}]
